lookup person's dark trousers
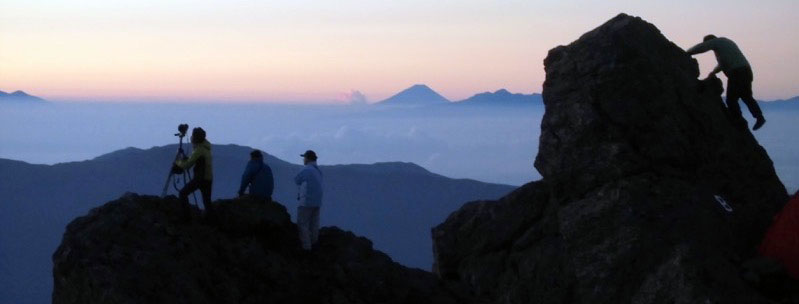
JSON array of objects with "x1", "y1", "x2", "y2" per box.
[
  {"x1": 724, "y1": 66, "x2": 764, "y2": 125},
  {"x1": 179, "y1": 178, "x2": 213, "y2": 219},
  {"x1": 257, "y1": 195, "x2": 272, "y2": 204}
]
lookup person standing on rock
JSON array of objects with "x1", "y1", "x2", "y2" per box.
[
  {"x1": 687, "y1": 35, "x2": 766, "y2": 130},
  {"x1": 294, "y1": 150, "x2": 323, "y2": 250},
  {"x1": 238, "y1": 149, "x2": 274, "y2": 204},
  {"x1": 173, "y1": 127, "x2": 214, "y2": 219}
]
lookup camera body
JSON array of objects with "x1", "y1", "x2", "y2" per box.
[{"x1": 177, "y1": 124, "x2": 189, "y2": 137}]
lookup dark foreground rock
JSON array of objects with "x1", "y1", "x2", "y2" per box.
[
  {"x1": 53, "y1": 194, "x2": 462, "y2": 304},
  {"x1": 433, "y1": 14, "x2": 794, "y2": 303}
]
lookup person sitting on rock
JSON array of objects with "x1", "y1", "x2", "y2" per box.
[
  {"x1": 687, "y1": 34, "x2": 766, "y2": 130},
  {"x1": 294, "y1": 150, "x2": 323, "y2": 250},
  {"x1": 174, "y1": 127, "x2": 214, "y2": 219},
  {"x1": 238, "y1": 149, "x2": 274, "y2": 204}
]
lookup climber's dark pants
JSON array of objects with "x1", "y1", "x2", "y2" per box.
[
  {"x1": 724, "y1": 66, "x2": 763, "y2": 121},
  {"x1": 179, "y1": 179, "x2": 213, "y2": 216}
]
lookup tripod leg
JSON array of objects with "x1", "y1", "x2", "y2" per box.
[
  {"x1": 161, "y1": 173, "x2": 174, "y2": 197},
  {"x1": 163, "y1": 145, "x2": 184, "y2": 197},
  {"x1": 183, "y1": 171, "x2": 199, "y2": 207}
]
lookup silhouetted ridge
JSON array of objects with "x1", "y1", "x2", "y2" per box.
[
  {"x1": 91, "y1": 147, "x2": 146, "y2": 161},
  {"x1": 327, "y1": 161, "x2": 431, "y2": 175},
  {"x1": 432, "y1": 13, "x2": 793, "y2": 303},
  {"x1": 455, "y1": 89, "x2": 542, "y2": 105},
  {"x1": 377, "y1": 84, "x2": 450, "y2": 105},
  {"x1": 0, "y1": 90, "x2": 46, "y2": 103},
  {"x1": 760, "y1": 96, "x2": 799, "y2": 110},
  {"x1": 763, "y1": 96, "x2": 799, "y2": 103},
  {"x1": 53, "y1": 194, "x2": 464, "y2": 303}
]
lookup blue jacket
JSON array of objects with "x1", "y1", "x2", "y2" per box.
[
  {"x1": 239, "y1": 159, "x2": 274, "y2": 199},
  {"x1": 294, "y1": 162, "x2": 323, "y2": 207}
]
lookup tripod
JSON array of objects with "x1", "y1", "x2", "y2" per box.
[{"x1": 160, "y1": 129, "x2": 198, "y2": 206}]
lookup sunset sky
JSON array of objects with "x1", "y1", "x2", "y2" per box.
[{"x1": 1, "y1": 0, "x2": 797, "y2": 103}]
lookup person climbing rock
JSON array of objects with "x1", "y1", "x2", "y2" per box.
[
  {"x1": 687, "y1": 35, "x2": 766, "y2": 130},
  {"x1": 294, "y1": 150, "x2": 323, "y2": 250},
  {"x1": 174, "y1": 127, "x2": 214, "y2": 219},
  {"x1": 238, "y1": 149, "x2": 274, "y2": 204}
]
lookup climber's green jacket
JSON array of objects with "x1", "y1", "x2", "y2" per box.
[
  {"x1": 687, "y1": 37, "x2": 750, "y2": 75},
  {"x1": 176, "y1": 140, "x2": 213, "y2": 181}
]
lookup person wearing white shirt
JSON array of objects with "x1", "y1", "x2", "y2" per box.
[{"x1": 294, "y1": 150, "x2": 323, "y2": 250}]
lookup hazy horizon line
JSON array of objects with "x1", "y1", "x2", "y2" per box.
[
  {"x1": 3, "y1": 87, "x2": 548, "y2": 105},
  {"x1": 9, "y1": 94, "x2": 799, "y2": 105}
]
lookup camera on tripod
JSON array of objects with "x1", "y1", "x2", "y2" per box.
[
  {"x1": 162, "y1": 123, "x2": 194, "y2": 200},
  {"x1": 176, "y1": 124, "x2": 189, "y2": 138}
]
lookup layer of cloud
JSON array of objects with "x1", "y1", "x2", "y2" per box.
[{"x1": 339, "y1": 90, "x2": 368, "y2": 105}]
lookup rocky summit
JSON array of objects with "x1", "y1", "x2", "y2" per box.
[
  {"x1": 52, "y1": 194, "x2": 462, "y2": 304},
  {"x1": 432, "y1": 14, "x2": 793, "y2": 304}
]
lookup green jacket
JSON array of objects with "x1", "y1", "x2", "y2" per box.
[
  {"x1": 686, "y1": 37, "x2": 750, "y2": 75},
  {"x1": 176, "y1": 140, "x2": 213, "y2": 181}
]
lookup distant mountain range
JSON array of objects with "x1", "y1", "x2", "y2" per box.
[
  {"x1": 760, "y1": 96, "x2": 799, "y2": 109},
  {"x1": 377, "y1": 84, "x2": 540, "y2": 106},
  {"x1": 0, "y1": 90, "x2": 45, "y2": 103},
  {"x1": 0, "y1": 144, "x2": 514, "y2": 304},
  {"x1": 455, "y1": 88, "x2": 543, "y2": 105},
  {"x1": 3, "y1": 86, "x2": 794, "y2": 108},
  {"x1": 375, "y1": 84, "x2": 799, "y2": 108},
  {"x1": 762, "y1": 96, "x2": 799, "y2": 103}
]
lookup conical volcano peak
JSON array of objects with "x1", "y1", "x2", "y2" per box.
[{"x1": 377, "y1": 84, "x2": 450, "y2": 105}]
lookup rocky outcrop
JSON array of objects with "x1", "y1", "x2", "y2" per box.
[
  {"x1": 432, "y1": 14, "x2": 791, "y2": 303},
  {"x1": 53, "y1": 194, "x2": 461, "y2": 304}
]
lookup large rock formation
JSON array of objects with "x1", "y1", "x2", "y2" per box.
[
  {"x1": 53, "y1": 194, "x2": 462, "y2": 304},
  {"x1": 432, "y1": 14, "x2": 792, "y2": 303}
]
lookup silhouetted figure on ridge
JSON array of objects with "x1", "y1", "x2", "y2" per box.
[
  {"x1": 687, "y1": 34, "x2": 766, "y2": 130},
  {"x1": 295, "y1": 150, "x2": 323, "y2": 250},
  {"x1": 173, "y1": 127, "x2": 214, "y2": 218},
  {"x1": 238, "y1": 149, "x2": 274, "y2": 204}
]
